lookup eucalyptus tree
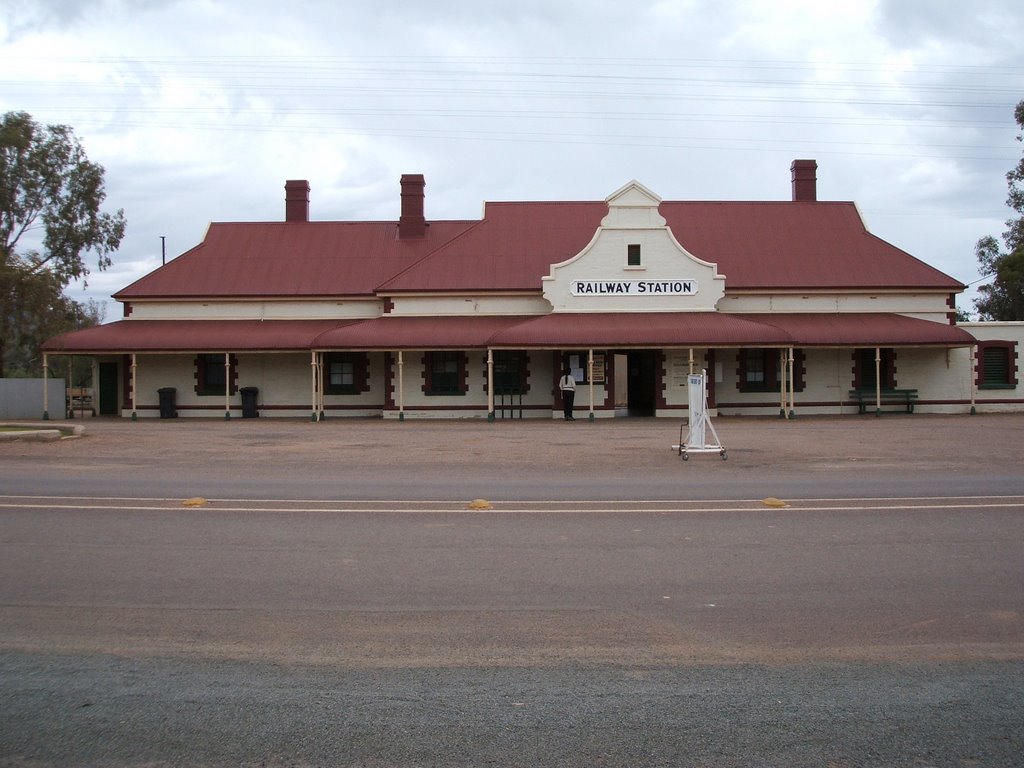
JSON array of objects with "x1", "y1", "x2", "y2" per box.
[{"x1": 0, "y1": 110, "x2": 125, "y2": 376}]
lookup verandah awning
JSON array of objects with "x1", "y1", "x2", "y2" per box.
[
  {"x1": 42, "y1": 312, "x2": 977, "y2": 354},
  {"x1": 745, "y1": 313, "x2": 977, "y2": 347},
  {"x1": 311, "y1": 315, "x2": 532, "y2": 350},
  {"x1": 485, "y1": 312, "x2": 975, "y2": 348},
  {"x1": 486, "y1": 312, "x2": 793, "y2": 348},
  {"x1": 42, "y1": 319, "x2": 360, "y2": 353}
]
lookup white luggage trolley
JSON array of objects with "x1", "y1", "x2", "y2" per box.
[{"x1": 673, "y1": 369, "x2": 727, "y2": 461}]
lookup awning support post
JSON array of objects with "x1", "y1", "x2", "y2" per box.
[
  {"x1": 224, "y1": 352, "x2": 231, "y2": 419},
  {"x1": 874, "y1": 347, "x2": 882, "y2": 416},
  {"x1": 130, "y1": 353, "x2": 138, "y2": 421},
  {"x1": 310, "y1": 351, "x2": 318, "y2": 422},
  {"x1": 317, "y1": 352, "x2": 323, "y2": 420},
  {"x1": 688, "y1": 348, "x2": 694, "y2": 375},
  {"x1": 788, "y1": 346, "x2": 796, "y2": 418},
  {"x1": 587, "y1": 348, "x2": 595, "y2": 422},
  {"x1": 774, "y1": 350, "x2": 782, "y2": 421},
  {"x1": 970, "y1": 344, "x2": 977, "y2": 415},
  {"x1": 90, "y1": 359, "x2": 98, "y2": 417},
  {"x1": 487, "y1": 348, "x2": 495, "y2": 422},
  {"x1": 42, "y1": 354, "x2": 49, "y2": 420},
  {"x1": 315, "y1": 352, "x2": 324, "y2": 420},
  {"x1": 398, "y1": 350, "x2": 405, "y2": 422}
]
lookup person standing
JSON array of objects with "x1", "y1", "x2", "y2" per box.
[{"x1": 559, "y1": 367, "x2": 576, "y2": 421}]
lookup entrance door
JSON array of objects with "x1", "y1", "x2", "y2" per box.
[
  {"x1": 626, "y1": 350, "x2": 656, "y2": 416},
  {"x1": 855, "y1": 348, "x2": 895, "y2": 389},
  {"x1": 98, "y1": 362, "x2": 119, "y2": 415}
]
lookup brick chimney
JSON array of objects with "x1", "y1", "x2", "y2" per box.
[
  {"x1": 399, "y1": 174, "x2": 426, "y2": 239},
  {"x1": 285, "y1": 179, "x2": 310, "y2": 222},
  {"x1": 790, "y1": 160, "x2": 817, "y2": 202}
]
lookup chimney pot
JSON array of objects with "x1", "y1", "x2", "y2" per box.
[
  {"x1": 399, "y1": 174, "x2": 426, "y2": 238},
  {"x1": 790, "y1": 160, "x2": 817, "y2": 202},
  {"x1": 285, "y1": 179, "x2": 310, "y2": 222}
]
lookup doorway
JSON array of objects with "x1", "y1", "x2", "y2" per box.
[
  {"x1": 617, "y1": 350, "x2": 656, "y2": 416},
  {"x1": 98, "y1": 361, "x2": 119, "y2": 415}
]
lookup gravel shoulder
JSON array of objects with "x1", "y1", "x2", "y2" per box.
[{"x1": 2, "y1": 413, "x2": 1022, "y2": 500}]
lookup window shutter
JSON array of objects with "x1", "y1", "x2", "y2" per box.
[{"x1": 983, "y1": 347, "x2": 1009, "y2": 386}]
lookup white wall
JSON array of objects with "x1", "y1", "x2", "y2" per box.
[
  {"x1": 718, "y1": 292, "x2": 953, "y2": 318},
  {"x1": 387, "y1": 295, "x2": 551, "y2": 316},
  {"x1": 128, "y1": 299, "x2": 383, "y2": 321},
  {"x1": 961, "y1": 322, "x2": 1024, "y2": 412},
  {"x1": 111, "y1": 322, "x2": 1024, "y2": 418},
  {"x1": 543, "y1": 182, "x2": 725, "y2": 314},
  {"x1": 131, "y1": 353, "x2": 313, "y2": 417},
  {"x1": 389, "y1": 350, "x2": 561, "y2": 419}
]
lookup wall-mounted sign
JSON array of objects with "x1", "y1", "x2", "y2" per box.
[
  {"x1": 571, "y1": 280, "x2": 698, "y2": 296},
  {"x1": 566, "y1": 352, "x2": 606, "y2": 384}
]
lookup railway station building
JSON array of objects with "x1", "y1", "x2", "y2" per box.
[{"x1": 43, "y1": 160, "x2": 1024, "y2": 419}]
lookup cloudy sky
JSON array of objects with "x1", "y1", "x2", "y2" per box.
[{"x1": 2, "y1": 0, "x2": 1022, "y2": 321}]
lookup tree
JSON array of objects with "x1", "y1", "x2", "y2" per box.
[
  {"x1": 0, "y1": 258, "x2": 105, "y2": 378},
  {"x1": 974, "y1": 99, "x2": 1024, "y2": 320},
  {"x1": 0, "y1": 111, "x2": 125, "y2": 377}
]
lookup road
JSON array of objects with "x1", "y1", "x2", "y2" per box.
[
  {"x1": 2, "y1": 416, "x2": 1023, "y2": 765},
  {"x1": 2, "y1": 490, "x2": 1023, "y2": 766}
]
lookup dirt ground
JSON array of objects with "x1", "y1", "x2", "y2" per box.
[{"x1": 3, "y1": 412, "x2": 1023, "y2": 480}]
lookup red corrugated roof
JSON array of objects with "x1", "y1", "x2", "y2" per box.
[
  {"x1": 113, "y1": 198, "x2": 962, "y2": 302},
  {"x1": 114, "y1": 220, "x2": 477, "y2": 299},
  {"x1": 380, "y1": 201, "x2": 963, "y2": 293},
  {"x1": 42, "y1": 319, "x2": 357, "y2": 353}
]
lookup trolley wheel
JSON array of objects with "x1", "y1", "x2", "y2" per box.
[
  {"x1": 681, "y1": 452, "x2": 689, "y2": 461},
  {"x1": 720, "y1": 450, "x2": 728, "y2": 460}
]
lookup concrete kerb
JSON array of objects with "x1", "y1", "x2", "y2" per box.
[{"x1": 0, "y1": 422, "x2": 86, "y2": 442}]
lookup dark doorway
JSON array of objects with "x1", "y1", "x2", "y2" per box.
[
  {"x1": 855, "y1": 348, "x2": 895, "y2": 389},
  {"x1": 98, "y1": 362, "x2": 119, "y2": 415},
  {"x1": 626, "y1": 350, "x2": 656, "y2": 416}
]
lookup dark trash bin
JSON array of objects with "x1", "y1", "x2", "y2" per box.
[
  {"x1": 157, "y1": 387, "x2": 177, "y2": 418},
  {"x1": 240, "y1": 387, "x2": 259, "y2": 418}
]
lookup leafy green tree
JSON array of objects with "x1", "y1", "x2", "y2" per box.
[
  {"x1": 0, "y1": 259, "x2": 105, "y2": 378},
  {"x1": 1, "y1": 111, "x2": 125, "y2": 376},
  {"x1": 953, "y1": 306, "x2": 974, "y2": 323},
  {"x1": 974, "y1": 99, "x2": 1024, "y2": 320}
]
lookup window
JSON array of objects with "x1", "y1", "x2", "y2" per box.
[
  {"x1": 745, "y1": 350, "x2": 767, "y2": 386},
  {"x1": 737, "y1": 349, "x2": 805, "y2": 393},
  {"x1": 324, "y1": 352, "x2": 368, "y2": 395},
  {"x1": 194, "y1": 353, "x2": 237, "y2": 396},
  {"x1": 424, "y1": 351, "x2": 466, "y2": 395},
  {"x1": 977, "y1": 342, "x2": 1017, "y2": 389},
  {"x1": 852, "y1": 348, "x2": 896, "y2": 390},
  {"x1": 627, "y1": 244, "x2": 642, "y2": 266},
  {"x1": 493, "y1": 350, "x2": 527, "y2": 395},
  {"x1": 738, "y1": 349, "x2": 776, "y2": 392}
]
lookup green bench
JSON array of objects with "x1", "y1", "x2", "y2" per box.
[{"x1": 849, "y1": 388, "x2": 918, "y2": 414}]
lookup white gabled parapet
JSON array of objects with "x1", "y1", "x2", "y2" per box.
[{"x1": 542, "y1": 181, "x2": 726, "y2": 313}]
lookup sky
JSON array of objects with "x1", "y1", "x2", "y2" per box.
[{"x1": 1, "y1": 0, "x2": 1022, "y2": 322}]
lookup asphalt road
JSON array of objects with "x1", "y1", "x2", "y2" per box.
[
  {"x1": 1, "y1": 416, "x2": 1023, "y2": 766},
  {"x1": 2, "y1": 495, "x2": 1023, "y2": 766}
]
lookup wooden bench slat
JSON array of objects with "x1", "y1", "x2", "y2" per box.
[{"x1": 848, "y1": 388, "x2": 918, "y2": 414}]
